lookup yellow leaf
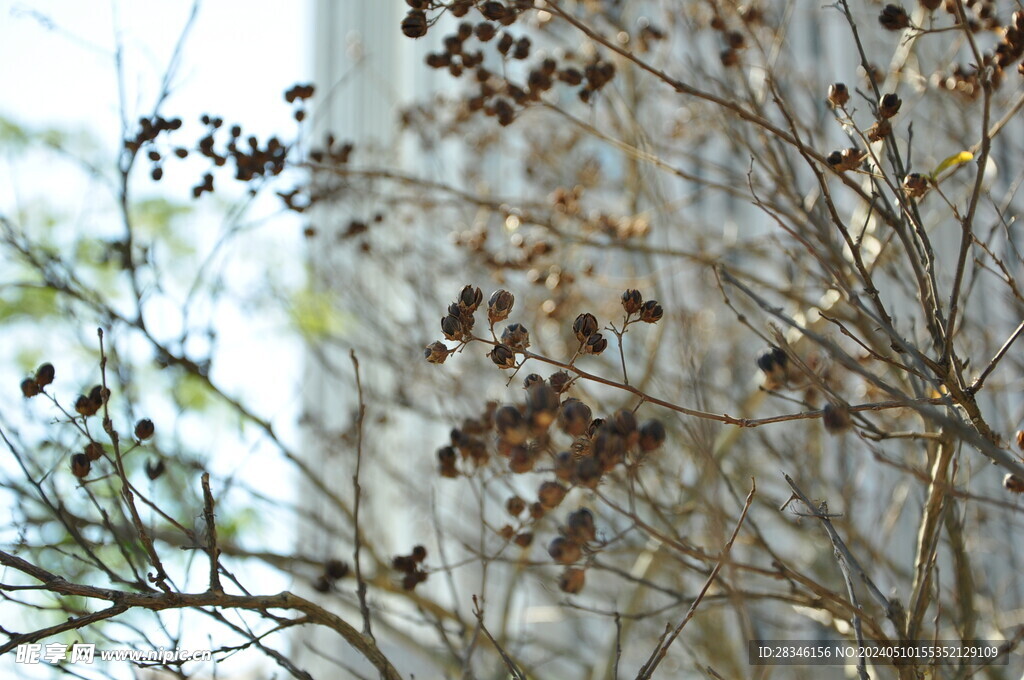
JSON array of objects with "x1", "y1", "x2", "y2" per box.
[{"x1": 931, "y1": 151, "x2": 974, "y2": 179}]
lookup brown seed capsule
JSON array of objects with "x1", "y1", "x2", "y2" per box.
[
  {"x1": 424, "y1": 341, "x2": 450, "y2": 364},
  {"x1": 1004, "y1": 473, "x2": 1024, "y2": 493},
  {"x1": 639, "y1": 300, "x2": 663, "y2": 323},
  {"x1": 526, "y1": 383, "x2": 559, "y2": 429},
  {"x1": 475, "y1": 22, "x2": 497, "y2": 41},
  {"x1": 638, "y1": 419, "x2": 667, "y2": 451},
  {"x1": 902, "y1": 173, "x2": 930, "y2": 199},
  {"x1": 508, "y1": 445, "x2": 536, "y2": 473},
  {"x1": 71, "y1": 453, "x2": 91, "y2": 479},
  {"x1": 548, "y1": 370, "x2": 572, "y2": 394},
  {"x1": 523, "y1": 373, "x2": 543, "y2": 389},
  {"x1": 538, "y1": 481, "x2": 568, "y2": 509},
  {"x1": 21, "y1": 378, "x2": 40, "y2": 398},
  {"x1": 559, "y1": 567, "x2": 586, "y2": 594},
  {"x1": 480, "y1": 1, "x2": 508, "y2": 20},
  {"x1": 89, "y1": 385, "x2": 109, "y2": 407},
  {"x1": 513, "y1": 532, "x2": 533, "y2": 548},
  {"x1": 1016, "y1": 430, "x2": 1024, "y2": 450},
  {"x1": 145, "y1": 458, "x2": 165, "y2": 480},
  {"x1": 313, "y1": 575, "x2": 332, "y2": 593},
  {"x1": 827, "y1": 82, "x2": 849, "y2": 107},
  {"x1": 75, "y1": 394, "x2": 99, "y2": 417},
  {"x1": 401, "y1": 10, "x2": 428, "y2": 38},
  {"x1": 134, "y1": 418, "x2": 155, "y2": 440},
  {"x1": 566, "y1": 508, "x2": 597, "y2": 543},
  {"x1": 506, "y1": 495, "x2": 527, "y2": 516},
  {"x1": 488, "y1": 343, "x2": 517, "y2": 369},
  {"x1": 867, "y1": 119, "x2": 892, "y2": 142},
  {"x1": 438, "y1": 446, "x2": 459, "y2": 478},
  {"x1": 878, "y1": 93, "x2": 902, "y2": 119},
  {"x1": 441, "y1": 314, "x2": 464, "y2": 341},
  {"x1": 548, "y1": 536, "x2": 582, "y2": 564},
  {"x1": 487, "y1": 289, "x2": 515, "y2": 323},
  {"x1": 574, "y1": 456, "x2": 603, "y2": 488},
  {"x1": 495, "y1": 405, "x2": 528, "y2": 444},
  {"x1": 34, "y1": 363, "x2": 55, "y2": 387},
  {"x1": 401, "y1": 570, "x2": 428, "y2": 590},
  {"x1": 720, "y1": 48, "x2": 739, "y2": 67},
  {"x1": 822, "y1": 403, "x2": 852, "y2": 434},
  {"x1": 325, "y1": 559, "x2": 350, "y2": 579},
  {"x1": 919, "y1": 0, "x2": 941, "y2": 10},
  {"x1": 559, "y1": 399, "x2": 593, "y2": 437},
  {"x1": 392, "y1": 554, "x2": 416, "y2": 573},
  {"x1": 621, "y1": 289, "x2": 643, "y2": 314},
  {"x1": 529, "y1": 501, "x2": 546, "y2": 520},
  {"x1": 501, "y1": 322, "x2": 530, "y2": 350},
  {"x1": 458, "y1": 284, "x2": 483, "y2": 311},
  {"x1": 412, "y1": 545, "x2": 427, "y2": 562},
  {"x1": 610, "y1": 408, "x2": 638, "y2": 437},
  {"x1": 553, "y1": 450, "x2": 575, "y2": 481},
  {"x1": 85, "y1": 442, "x2": 104, "y2": 461},
  {"x1": 582, "y1": 332, "x2": 608, "y2": 355},
  {"x1": 572, "y1": 313, "x2": 599, "y2": 343},
  {"x1": 879, "y1": 4, "x2": 910, "y2": 30}
]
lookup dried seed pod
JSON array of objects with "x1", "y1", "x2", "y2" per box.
[
  {"x1": 89, "y1": 385, "x2": 109, "y2": 408},
  {"x1": 1004, "y1": 473, "x2": 1024, "y2": 493},
  {"x1": 639, "y1": 300, "x2": 663, "y2": 323},
  {"x1": 313, "y1": 575, "x2": 332, "y2": 593},
  {"x1": 878, "y1": 93, "x2": 902, "y2": 118},
  {"x1": 566, "y1": 508, "x2": 597, "y2": 543},
  {"x1": 902, "y1": 173, "x2": 930, "y2": 199},
  {"x1": 85, "y1": 442, "x2": 104, "y2": 461},
  {"x1": 574, "y1": 456, "x2": 603, "y2": 488},
  {"x1": 610, "y1": 408, "x2": 638, "y2": 437},
  {"x1": 20, "y1": 378, "x2": 40, "y2": 398},
  {"x1": 572, "y1": 313, "x2": 599, "y2": 343},
  {"x1": 325, "y1": 559, "x2": 350, "y2": 580},
  {"x1": 134, "y1": 418, "x2": 155, "y2": 440},
  {"x1": 34, "y1": 363, "x2": 55, "y2": 387},
  {"x1": 553, "y1": 450, "x2": 575, "y2": 481},
  {"x1": 559, "y1": 399, "x2": 593, "y2": 437},
  {"x1": 582, "y1": 332, "x2": 608, "y2": 355},
  {"x1": 424, "y1": 341, "x2": 451, "y2": 364},
  {"x1": 458, "y1": 284, "x2": 483, "y2": 311},
  {"x1": 506, "y1": 495, "x2": 527, "y2": 516},
  {"x1": 720, "y1": 48, "x2": 739, "y2": 67},
  {"x1": 826, "y1": 147, "x2": 866, "y2": 173},
  {"x1": 592, "y1": 426, "x2": 626, "y2": 469},
  {"x1": 548, "y1": 370, "x2": 572, "y2": 394},
  {"x1": 538, "y1": 481, "x2": 568, "y2": 509},
  {"x1": 145, "y1": 458, "x2": 165, "y2": 480},
  {"x1": 441, "y1": 314, "x2": 464, "y2": 341},
  {"x1": 529, "y1": 501, "x2": 546, "y2": 519},
  {"x1": 401, "y1": 570, "x2": 428, "y2": 590},
  {"x1": 480, "y1": 1, "x2": 508, "y2": 20},
  {"x1": 475, "y1": 22, "x2": 497, "y2": 41},
  {"x1": 867, "y1": 120, "x2": 892, "y2": 142},
  {"x1": 621, "y1": 289, "x2": 643, "y2": 314},
  {"x1": 412, "y1": 545, "x2": 427, "y2": 562},
  {"x1": 638, "y1": 419, "x2": 667, "y2": 451},
  {"x1": 822, "y1": 403, "x2": 852, "y2": 434},
  {"x1": 438, "y1": 446, "x2": 459, "y2": 478},
  {"x1": 513, "y1": 532, "x2": 533, "y2": 548},
  {"x1": 508, "y1": 445, "x2": 536, "y2": 473},
  {"x1": 501, "y1": 322, "x2": 530, "y2": 350},
  {"x1": 487, "y1": 289, "x2": 515, "y2": 323},
  {"x1": 726, "y1": 30, "x2": 746, "y2": 49},
  {"x1": 559, "y1": 567, "x2": 586, "y2": 594},
  {"x1": 488, "y1": 343, "x2": 517, "y2": 369},
  {"x1": 1016, "y1": 429, "x2": 1024, "y2": 450},
  {"x1": 919, "y1": 0, "x2": 941, "y2": 10},
  {"x1": 527, "y1": 383, "x2": 559, "y2": 425},
  {"x1": 879, "y1": 4, "x2": 910, "y2": 30},
  {"x1": 75, "y1": 394, "x2": 100, "y2": 417},
  {"x1": 523, "y1": 373, "x2": 543, "y2": 389},
  {"x1": 71, "y1": 453, "x2": 91, "y2": 479},
  {"x1": 548, "y1": 536, "x2": 582, "y2": 564},
  {"x1": 495, "y1": 405, "x2": 528, "y2": 444},
  {"x1": 827, "y1": 82, "x2": 849, "y2": 107},
  {"x1": 401, "y1": 10, "x2": 428, "y2": 38}
]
